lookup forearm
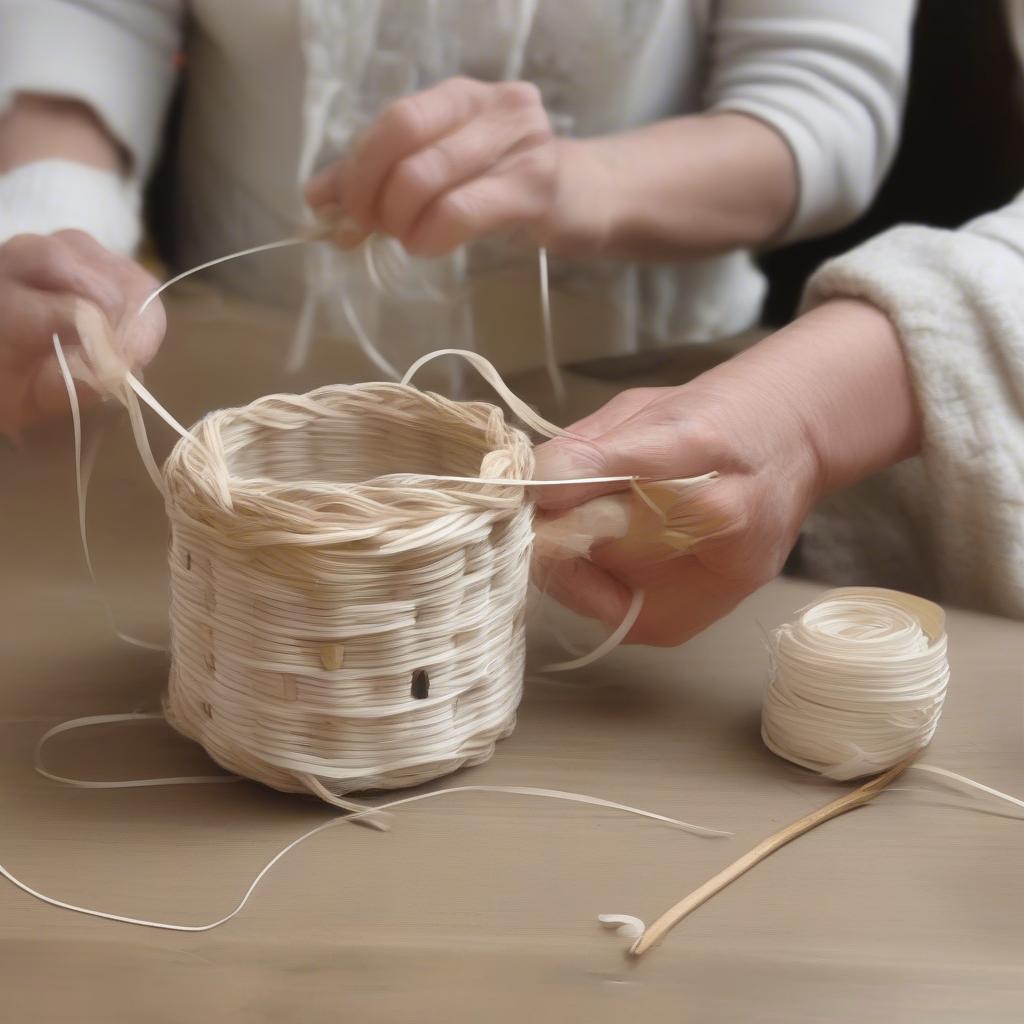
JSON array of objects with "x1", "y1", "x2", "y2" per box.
[
  {"x1": 0, "y1": 94, "x2": 140, "y2": 253},
  {"x1": 0, "y1": 93, "x2": 125, "y2": 175},
  {"x1": 699, "y1": 299, "x2": 921, "y2": 498},
  {"x1": 565, "y1": 112, "x2": 797, "y2": 260}
]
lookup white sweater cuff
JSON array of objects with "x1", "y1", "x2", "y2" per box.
[{"x1": 0, "y1": 159, "x2": 141, "y2": 255}]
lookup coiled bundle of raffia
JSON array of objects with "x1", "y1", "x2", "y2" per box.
[{"x1": 161, "y1": 381, "x2": 535, "y2": 807}]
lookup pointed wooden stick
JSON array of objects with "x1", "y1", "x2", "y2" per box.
[{"x1": 629, "y1": 754, "x2": 917, "y2": 957}]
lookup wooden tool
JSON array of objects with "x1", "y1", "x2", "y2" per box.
[{"x1": 629, "y1": 754, "x2": 917, "y2": 957}]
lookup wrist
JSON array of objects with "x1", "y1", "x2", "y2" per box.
[
  {"x1": 816, "y1": 299, "x2": 921, "y2": 494},
  {"x1": 547, "y1": 113, "x2": 798, "y2": 261},
  {"x1": 0, "y1": 93, "x2": 126, "y2": 175},
  {"x1": 545, "y1": 137, "x2": 617, "y2": 256},
  {"x1": 737, "y1": 300, "x2": 921, "y2": 501}
]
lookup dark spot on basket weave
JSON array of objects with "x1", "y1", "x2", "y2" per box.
[{"x1": 411, "y1": 669, "x2": 430, "y2": 699}]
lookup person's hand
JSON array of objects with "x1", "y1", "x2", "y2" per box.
[
  {"x1": 531, "y1": 369, "x2": 821, "y2": 647},
  {"x1": 0, "y1": 230, "x2": 165, "y2": 436},
  {"x1": 532, "y1": 299, "x2": 923, "y2": 647},
  {"x1": 304, "y1": 76, "x2": 610, "y2": 257}
]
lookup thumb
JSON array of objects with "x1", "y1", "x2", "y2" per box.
[
  {"x1": 533, "y1": 417, "x2": 689, "y2": 511},
  {"x1": 114, "y1": 293, "x2": 166, "y2": 371},
  {"x1": 533, "y1": 385, "x2": 724, "y2": 511},
  {"x1": 531, "y1": 434, "x2": 624, "y2": 510}
]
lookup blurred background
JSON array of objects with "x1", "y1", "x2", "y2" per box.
[{"x1": 761, "y1": 0, "x2": 1024, "y2": 324}]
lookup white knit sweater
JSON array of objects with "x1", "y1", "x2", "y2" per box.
[
  {"x1": 0, "y1": 0, "x2": 912, "y2": 369},
  {"x1": 802, "y1": 193, "x2": 1024, "y2": 620}
]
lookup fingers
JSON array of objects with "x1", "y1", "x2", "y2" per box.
[
  {"x1": 0, "y1": 278, "x2": 79, "y2": 359},
  {"x1": 305, "y1": 164, "x2": 345, "y2": 211},
  {"x1": 532, "y1": 436, "x2": 626, "y2": 507},
  {"x1": 322, "y1": 77, "x2": 493, "y2": 225},
  {"x1": 537, "y1": 546, "x2": 743, "y2": 648},
  {"x1": 0, "y1": 230, "x2": 167, "y2": 434},
  {"x1": 0, "y1": 280, "x2": 101, "y2": 433},
  {"x1": 305, "y1": 78, "x2": 554, "y2": 254},
  {"x1": 0, "y1": 231, "x2": 165, "y2": 369},
  {"x1": 47, "y1": 232, "x2": 164, "y2": 368},
  {"x1": 404, "y1": 148, "x2": 554, "y2": 255},
  {"x1": 531, "y1": 411, "x2": 675, "y2": 512},
  {"x1": 534, "y1": 555, "x2": 635, "y2": 631},
  {"x1": 530, "y1": 389, "x2": 665, "y2": 507},
  {"x1": 600, "y1": 556, "x2": 743, "y2": 647},
  {"x1": 0, "y1": 284, "x2": 101, "y2": 433},
  {"x1": 113, "y1": 284, "x2": 166, "y2": 369},
  {"x1": 26, "y1": 351, "x2": 98, "y2": 423},
  {"x1": 532, "y1": 382, "x2": 733, "y2": 512},
  {"x1": 353, "y1": 79, "x2": 497, "y2": 217},
  {"x1": 378, "y1": 104, "x2": 550, "y2": 245},
  {"x1": 2, "y1": 232, "x2": 121, "y2": 323}
]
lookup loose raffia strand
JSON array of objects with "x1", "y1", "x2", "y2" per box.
[
  {"x1": 51, "y1": 337, "x2": 166, "y2": 651},
  {"x1": 138, "y1": 236, "x2": 311, "y2": 317},
  {"x1": 33, "y1": 714, "x2": 242, "y2": 789},
  {"x1": 538, "y1": 247, "x2": 566, "y2": 408},
  {"x1": 0, "y1": 783, "x2": 729, "y2": 933}
]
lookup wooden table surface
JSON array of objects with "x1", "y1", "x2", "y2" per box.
[{"x1": 1, "y1": 287, "x2": 1022, "y2": 1023}]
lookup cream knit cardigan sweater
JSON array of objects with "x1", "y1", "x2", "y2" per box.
[
  {"x1": 802, "y1": 195, "x2": 1024, "y2": 620},
  {"x1": 796, "y1": 1, "x2": 1024, "y2": 619}
]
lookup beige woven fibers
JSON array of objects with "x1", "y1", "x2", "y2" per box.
[{"x1": 162, "y1": 381, "x2": 535, "y2": 803}]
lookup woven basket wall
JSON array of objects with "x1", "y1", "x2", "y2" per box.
[{"x1": 161, "y1": 382, "x2": 535, "y2": 799}]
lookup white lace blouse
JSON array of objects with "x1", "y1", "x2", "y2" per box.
[{"x1": 0, "y1": 0, "x2": 913, "y2": 371}]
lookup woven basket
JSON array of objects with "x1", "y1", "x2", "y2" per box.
[{"x1": 161, "y1": 382, "x2": 535, "y2": 801}]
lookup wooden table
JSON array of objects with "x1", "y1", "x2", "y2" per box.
[{"x1": 1, "y1": 289, "x2": 1022, "y2": 1023}]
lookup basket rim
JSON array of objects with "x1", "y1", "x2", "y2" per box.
[{"x1": 162, "y1": 381, "x2": 537, "y2": 538}]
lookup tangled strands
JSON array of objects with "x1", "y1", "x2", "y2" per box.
[
  {"x1": 761, "y1": 587, "x2": 949, "y2": 780},
  {"x1": 155, "y1": 226, "x2": 568, "y2": 404},
  {"x1": 163, "y1": 382, "x2": 538, "y2": 804}
]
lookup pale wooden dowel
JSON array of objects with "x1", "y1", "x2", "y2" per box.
[{"x1": 629, "y1": 754, "x2": 918, "y2": 957}]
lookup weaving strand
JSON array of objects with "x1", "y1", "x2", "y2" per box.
[{"x1": 162, "y1": 383, "x2": 536, "y2": 799}]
